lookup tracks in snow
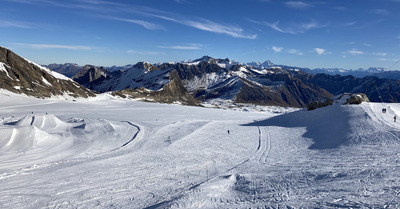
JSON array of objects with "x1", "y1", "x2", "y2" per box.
[
  {"x1": 117, "y1": 121, "x2": 141, "y2": 149},
  {"x1": 144, "y1": 125, "x2": 272, "y2": 208},
  {"x1": 257, "y1": 126, "x2": 271, "y2": 164}
]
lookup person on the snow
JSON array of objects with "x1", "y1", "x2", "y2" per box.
[{"x1": 394, "y1": 116, "x2": 397, "y2": 122}]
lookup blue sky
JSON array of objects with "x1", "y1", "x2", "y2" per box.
[{"x1": 1, "y1": 0, "x2": 400, "y2": 70}]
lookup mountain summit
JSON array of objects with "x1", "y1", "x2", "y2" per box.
[{"x1": 0, "y1": 47, "x2": 94, "y2": 98}]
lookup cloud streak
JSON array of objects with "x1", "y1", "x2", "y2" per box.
[
  {"x1": 12, "y1": 43, "x2": 95, "y2": 51},
  {"x1": 284, "y1": 1, "x2": 313, "y2": 9},
  {"x1": 183, "y1": 19, "x2": 257, "y2": 39},
  {"x1": 106, "y1": 16, "x2": 165, "y2": 30},
  {"x1": 0, "y1": 20, "x2": 33, "y2": 29},
  {"x1": 348, "y1": 49, "x2": 364, "y2": 55},
  {"x1": 250, "y1": 19, "x2": 323, "y2": 34}
]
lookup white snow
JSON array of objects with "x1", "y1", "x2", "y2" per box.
[
  {"x1": 0, "y1": 91, "x2": 400, "y2": 208},
  {"x1": 41, "y1": 77, "x2": 52, "y2": 86},
  {"x1": 0, "y1": 62, "x2": 12, "y2": 79},
  {"x1": 23, "y1": 58, "x2": 72, "y2": 81}
]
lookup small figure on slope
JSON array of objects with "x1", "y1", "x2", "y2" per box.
[{"x1": 394, "y1": 116, "x2": 397, "y2": 122}]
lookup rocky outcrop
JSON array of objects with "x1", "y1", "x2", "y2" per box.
[
  {"x1": 307, "y1": 99, "x2": 334, "y2": 111},
  {"x1": 72, "y1": 65, "x2": 108, "y2": 89},
  {"x1": 111, "y1": 70, "x2": 199, "y2": 106},
  {"x1": 0, "y1": 47, "x2": 95, "y2": 98},
  {"x1": 337, "y1": 93, "x2": 370, "y2": 105}
]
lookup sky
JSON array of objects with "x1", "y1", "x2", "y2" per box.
[{"x1": 1, "y1": 0, "x2": 400, "y2": 70}]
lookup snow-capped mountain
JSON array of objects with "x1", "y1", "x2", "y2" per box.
[
  {"x1": 72, "y1": 57, "x2": 332, "y2": 107},
  {"x1": 295, "y1": 72, "x2": 400, "y2": 103},
  {"x1": 302, "y1": 67, "x2": 389, "y2": 78},
  {"x1": 0, "y1": 47, "x2": 94, "y2": 98}
]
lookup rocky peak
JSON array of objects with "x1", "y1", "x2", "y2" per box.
[
  {"x1": 0, "y1": 46, "x2": 94, "y2": 98},
  {"x1": 133, "y1": 62, "x2": 159, "y2": 72}
]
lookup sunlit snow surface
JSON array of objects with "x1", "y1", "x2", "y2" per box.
[{"x1": 0, "y1": 91, "x2": 400, "y2": 208}]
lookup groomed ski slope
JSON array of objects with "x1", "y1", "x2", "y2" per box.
[{"x1": 0, "y1": 91, "x2": 400, "y2": 208}]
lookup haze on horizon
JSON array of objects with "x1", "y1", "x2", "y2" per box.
[{"x1": 1, "y1": 0, "x2": 400, "y2": 70}]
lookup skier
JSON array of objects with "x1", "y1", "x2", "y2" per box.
[
  {"x1": 394, "y1": 116, "x2": 397, "y2": 122},
  {"x1": 227, "y1": 130, "x2": 230, "y2": 134}
]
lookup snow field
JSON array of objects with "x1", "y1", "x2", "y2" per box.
[{"x1": 0, "y1": 92, "x2": 400, "y2": 208}]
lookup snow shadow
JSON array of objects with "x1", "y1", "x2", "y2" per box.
[{"x1": 242, "y1": 105, "x2": 352, "y2": 149}]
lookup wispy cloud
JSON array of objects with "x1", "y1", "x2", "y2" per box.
[
  {"x1": 183, "y1": 19, "x2": 257, "y2": 39},
  {"x1": 348, "y1": 49, "x2": 364, "y2": 55},
  {"x1": 284, "y1": 1, "x2": 313, "y2": 9},
  {"x1": 272, "y1": 46, "x2": 283, "y2": 53},
  {"x1": 313, "y1": 48, "x2": 325, "y2": 55},
  {"x1": 9, "y1": 0, "x2": 257, "y2": 39},
  {"x1": 369, "y1": 9, "x2": 390, "y2": 15},
  {"x1": 373, "y1": 52, "x2": 387, "y2": 56},
  {"x1": 158, "y1": 43, "x2": 204, "y2": 50},
  {"x1": 262, "y1": 20, "x2": 323, "y2": 34},
  {"x1": 173, "y1": 0, "x2": 190, "y2": 3},
  {"x1": 288, "y1": 49, "x2": 303, "y2": 55},
  {"x1": 379, "y1": 58, "x2": 399, "y2": 62},
  {"x1": 106, "y1": 16, "x2": 164, "y2": 30},
  {"x1": 343, "y1": 21, "x2": 357, "y2": 27},
  {"x1": 0, "y1": 20, "x2": 33, "y2": 29},
  {"x1": 12, "y1": 43, "x2": 95, "y2": 50}
]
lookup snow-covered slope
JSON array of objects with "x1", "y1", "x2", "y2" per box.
[{"x1": 0, "y1": 90, "x2": 400, "y2": 208}]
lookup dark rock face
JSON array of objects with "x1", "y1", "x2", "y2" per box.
[
  {"x1": 307, "y1": 99, "x2": 334, "y2": 111},
  {"x1": 72, "y1": 65, "x2": 108, "y2": 89},
  {"x1": 111, "y1": 70, "x2": 199, "y2": 106},
  {"x1": 339, "y1": 93, "x2": 370, "y2": 105},
  {"x1": 0, "y1": 47, "x2": 95, "y2": 98}
]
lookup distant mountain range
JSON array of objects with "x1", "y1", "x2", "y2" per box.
[
  {"x1": 45, "y1": 59, "x2": 400, "y2": 80},
  {"x1": 1, "y1": 46, "x2": 400, "y2": 108},
  {"x1": 63, "y1": 56, "x2": 334, "y2": 107},
  {"x1": 65, "y1": 56, "x2": 400, "y2": 106}
]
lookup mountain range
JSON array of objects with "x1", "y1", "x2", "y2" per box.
[{"x1": 2, "y1": 46, "x2": 400, "y2": 108}]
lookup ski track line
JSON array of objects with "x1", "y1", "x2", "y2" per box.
[
  {"x1": 258, "y1": 126, "x2": 271, "y2": 164},
  {"x1": 144, "y1": 125, "x2": 270, "y2": 209},
  {"x1": 112, "y1": 121, "x2": 141, "y2": 151}
]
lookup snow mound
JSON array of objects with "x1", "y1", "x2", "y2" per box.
[
  {"x1": 0, "y1": 126, "x2": 63, "y2": 151},
  {"x1": 245, "y1": 102, "x2": 400, "y2": 149},
  {"x1": 5, "y1": 114, "x2": 71, "y2": 132},
  {"x1": 0, "y1": 114, "x2": 139, "y2": 171}
]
